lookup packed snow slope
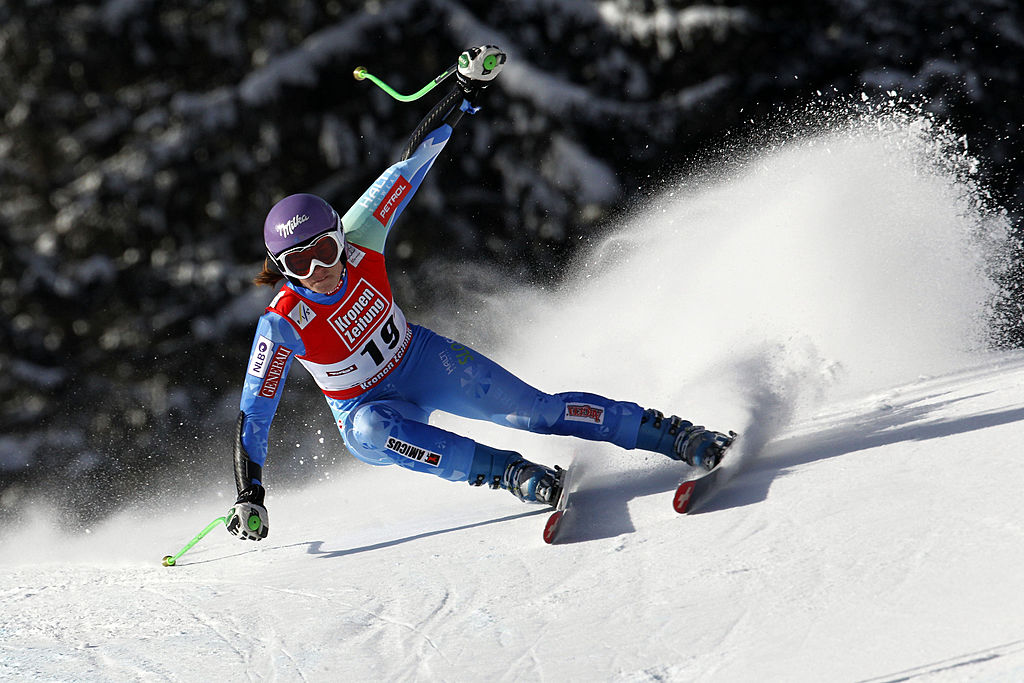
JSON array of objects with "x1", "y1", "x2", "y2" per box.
[{"x1": 4, "y1": 103, "x2": 1024, "y2": 682}]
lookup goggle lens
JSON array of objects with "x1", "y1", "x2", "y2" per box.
[{"x1": 280, "y1": 232, "x2": 342, "y2": 278}]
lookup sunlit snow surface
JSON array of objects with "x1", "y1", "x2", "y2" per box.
[{"x1": 4, "y1": 103, "x2": 1024, "y2": 682}]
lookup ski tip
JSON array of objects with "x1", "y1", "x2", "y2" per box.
[
  {"x1": 543, "y1": 510, "x2": 564, "y2": 544},
  {"x1": 673, "y1": 481, "x2": 697, "y2": 514}
]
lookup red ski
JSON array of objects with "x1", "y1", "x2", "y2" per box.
[
  {"x1": 542, "y1": 460, "x2": 585, "y2": 544},
  {"x1": 673, "y1": 431, "x2": 738, "y2": 514}
]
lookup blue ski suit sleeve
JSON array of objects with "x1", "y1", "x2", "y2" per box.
[
  {"x1": 238, "y1": 312, "x2": 305, "y2": 466},
  {"x1": 342, "y1": 111, "x2": 461, "y2": 253}
]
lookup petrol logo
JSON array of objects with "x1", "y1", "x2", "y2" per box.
[{"x1": 373, "y1": 176, "x2": 411, "y2": 225}]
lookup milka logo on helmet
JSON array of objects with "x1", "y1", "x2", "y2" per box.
[{"x1": 275, "y1": 214, "x2": 310, "y2": 238}]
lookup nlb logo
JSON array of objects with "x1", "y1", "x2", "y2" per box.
[
  {"x1": 564, "y1": 403, "x2": 605, "y2": 424},
  {"x1": 246, "y1": 335, "x2": 274, "y2": 378},
  {"x1": 275, "y1": 213, "x2": 309, "y2": 237},
  {"x1": 373, "y1": 176, "x2": 411, "y2": 225}
]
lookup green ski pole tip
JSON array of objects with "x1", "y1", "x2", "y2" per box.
[
  {"x1": 161, "y1": 515, "x2": 227, "y2": 567},
  {"x1": 353, "y1": 67, "x2": 367, "y2": 81}
]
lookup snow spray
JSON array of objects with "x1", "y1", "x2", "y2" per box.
[{"x1": 431, "y1": 95, "x2": 1012, "y2": 466}]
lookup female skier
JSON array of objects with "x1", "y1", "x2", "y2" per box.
[{"x1": 227, "y1": 46, "x2": 732, "y2": 541}]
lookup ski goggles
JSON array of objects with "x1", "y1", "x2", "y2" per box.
[{"x1": 274, "y1": 230, "x2": 346, "y2": 280}]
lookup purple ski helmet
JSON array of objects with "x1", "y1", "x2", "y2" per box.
[{"x1": 263, "y1": 193, "x2": 342, "y2": 257}]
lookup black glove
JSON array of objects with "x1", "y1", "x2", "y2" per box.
[
  {"x1": 456, "y1": 45, "x2": 506, "y2": 100},
  {"x1": 226, "y1": 484, "x2": 269, "y2": 541}
]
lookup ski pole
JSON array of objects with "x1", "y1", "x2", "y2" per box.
[
  {"x1": 352, "y1": 63, "x2": 458, "y2": 102},
  {"x1": 161, "y1": 516, "x2": 227, "y2": 567}
]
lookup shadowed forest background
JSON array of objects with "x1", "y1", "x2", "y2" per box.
[{"x1": 1, "y1": 0, "x2": 1022, "y2": 522}]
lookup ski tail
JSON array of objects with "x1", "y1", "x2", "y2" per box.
[
  {"x1": 542, "y1": 458, "x2": 584, "y2": 544},
  {"x1": 674, "y1": 431, "x2": 739, "y2": 514}
]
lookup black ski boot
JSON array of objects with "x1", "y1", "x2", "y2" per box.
[
  {"x1": 501, "y1": 459, "x2": 564, "y2": 505},
  {"x1": 635, "y1": 409, "x2": 732, "y2": 471},
  {"x1": 468, "y1": 444, "x2": 563, "y2": 504}
]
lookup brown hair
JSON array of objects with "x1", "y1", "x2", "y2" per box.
[{"x1": 253, "y1": 258, "x2": 285, "y2": 287}]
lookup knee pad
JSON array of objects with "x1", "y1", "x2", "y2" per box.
[{"x1": 344, "y1": 404, "x2": 404, "y2": 466}]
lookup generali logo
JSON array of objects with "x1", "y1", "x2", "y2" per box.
[
  {"x1": 258, "y1": 346, "x2": 293, "y2": 399},
  {"x1": 275, "y1": 213, "x2": 309, "y2": 237}
]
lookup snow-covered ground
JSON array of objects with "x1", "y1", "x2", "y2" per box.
[{"x1": 3, "y1": 105, "x2": 1024, "y2": 682}]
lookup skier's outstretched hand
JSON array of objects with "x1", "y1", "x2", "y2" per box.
[
  {"x1": 227, "y1": 484, "x2": 269, "y2": 541},
  {"x1": 457, "y1": 45, "x2": 506, "y2": 98}
]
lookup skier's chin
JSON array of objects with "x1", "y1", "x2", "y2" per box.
[
  {"x1": 301, "y1": 265, "x2": 343, "y2": 294},
  {"x1": 308, "y1": 278, "x2": 332, "y2": 293}
]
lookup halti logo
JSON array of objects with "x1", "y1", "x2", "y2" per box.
[
  {"x1": 373, "y1": 176, "x2": 411, "y2": 225},
  {"x1": 275, "y1": 213, "x2": 309, "y2": 237},
  {"x1": 565, "y1": 404, "x2": 605, "y2": 424}
]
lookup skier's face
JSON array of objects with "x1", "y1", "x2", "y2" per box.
[{"x1": 299, "y1": 260, "x2": 345, "y2": 294}]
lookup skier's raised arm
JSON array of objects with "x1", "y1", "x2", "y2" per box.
[{"x1": 342, "y1": 45, "x2": 506, "y2": 254}]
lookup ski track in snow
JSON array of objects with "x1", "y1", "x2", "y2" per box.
[{"x1": 4, "y1": 109, "x2": 1024, "y2": 681}]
